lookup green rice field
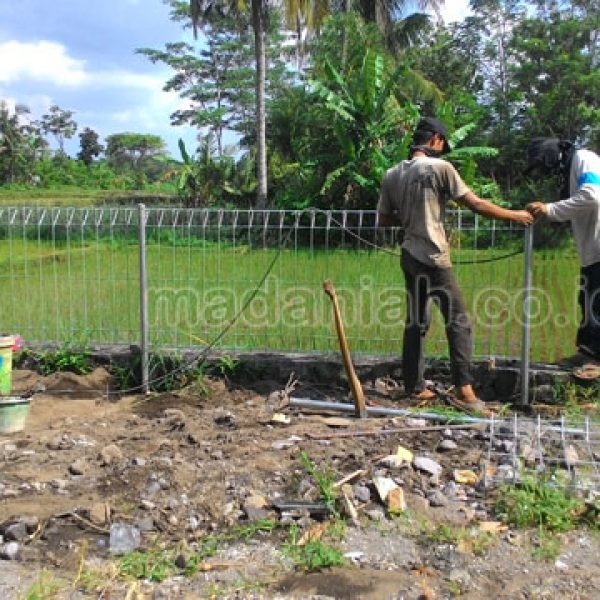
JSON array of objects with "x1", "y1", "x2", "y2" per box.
[{"x1": 0, "y1": 234, "x2": 582, "y2": 363}]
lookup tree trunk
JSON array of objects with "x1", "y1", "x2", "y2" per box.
[
  {"x1": 341, "y1": 0, "x2": 351, "y2": 68},
  {"x1": 252, "y1": 0, "x2": 268, "y2": 209}
]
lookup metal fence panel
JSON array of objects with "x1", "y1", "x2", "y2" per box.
[{"x1": 0, "y1": 207, "x2": 578, "y2": 362}]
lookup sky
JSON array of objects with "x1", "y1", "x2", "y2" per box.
[{"x1": 0, "y1": 0, "x2": 471, "y2": 159}]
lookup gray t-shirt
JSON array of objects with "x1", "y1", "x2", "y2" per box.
[{"x1": 377, "y1": 157, "x2": 470, "y2": 267}]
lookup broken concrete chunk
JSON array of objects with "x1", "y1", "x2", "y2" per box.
[
  {"x1": 395, "y1": 445, "x2": 414, "y2": 463},
  {"x1": 413, "y1": 456, "x2": 442, "y2": 478},
  {"x1": 270, "y1": 413, "x2": 291, "y2": 425},
  {"x1": 372, "y1": 476, "x2": 398, "y2": 503},
  {"x1": 453, "y1": 469, "x2": 479, "y2": 485},
  {"x1": 386, "y1": 487, "x2": 406, "y2": 512}
]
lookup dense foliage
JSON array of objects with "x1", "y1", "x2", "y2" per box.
[{"x1": 0, "y1": 0, "x2": 598, "y2": 208}]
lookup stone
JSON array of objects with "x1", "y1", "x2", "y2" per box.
[
  {"x1": 413, "y1": 456, "x2": 443, "y2": 478},
  {"x1": 99, "y1": 444, "x2": 123, "y2": 466},
  {"x1": 0, "y1": 541, "x2": 20, "y2": 560},
  {"x1": 448, "y1": 568, "x2": 471, "y2": 588},
  {"x1": 405, "y1": 418, "x2": 427, "y2": 428},
  {"x1": 109, "y1": 523, "x2": 141, "y2": 555},
  {"x1": 89, "y1": 503, "x2": 109, "y2": 525},
  {"x1": 378, "y1": 455, "x2": 407, "y2": 469},
  {"x1": 145, "y1": 482, "x2": 161, "y2": 496},
  {"x1": 136, "y1": 518, "x2": 155, "y2": 532},
  {"x1": 427, "y1": 490, "x2": 448, "y2": 507},
  {"x1": 244, "y1": 494, "x2": 267, "y2": 510},
  {"x1": 21, "y1": 516, "x2": 39, "y2": 534},
  {"x1": 50, "y1": 479, "x2": 68, "y2": 490},
  {"x1": 365, "y1": 508, "x2": 385, "y2": 521},
  {"x1": 354, "y1": 485, "x2": 371, "y2": 504},
  {"x1": 439, "y1": 439, "x2": 458, "y2": 451},
  {"x1": 3, "y1": 522, "x2": 28, "y2": 542},
  {"x1": 69, "y1": 460, "x2": 86, "y2": 476}
]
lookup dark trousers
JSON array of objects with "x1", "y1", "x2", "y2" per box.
[
  {"x1": 401, "y1": 250, "x2": 473, "y2": 393},
  {"x1": 577, "y1": 261, "x2": 600, "y2": 360}
]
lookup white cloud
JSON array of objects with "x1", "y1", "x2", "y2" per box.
[
  {"x1": 0, "y1": 40, "x2": 88, "y2": 86},
  {"x1": 440, "y1": 0, "x2": 472, "y2": 24}
]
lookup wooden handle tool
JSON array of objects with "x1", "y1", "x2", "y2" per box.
[{"x1": 323, "y1": 279, "x2": 367, "y2": 418}]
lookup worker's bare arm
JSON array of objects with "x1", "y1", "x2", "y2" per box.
[{"x1": 458, "y1": 191, "x2": 533, "y2": 226}]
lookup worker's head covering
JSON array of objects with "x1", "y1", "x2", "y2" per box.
[
  {"x1": 524, "y1": 137, "x2": 574, "y2": 176},
  {"x1": 525, "y1": 137, "x2": 576, "y2": 199},
  {"x1": 415, "y1": 117, "x2": 451, "y2": 154}
]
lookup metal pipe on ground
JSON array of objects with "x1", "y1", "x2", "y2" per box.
[{"x1": 287, "y1": 396, "x2": 594, "y2": 436}]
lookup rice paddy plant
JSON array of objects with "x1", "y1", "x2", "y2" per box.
[{"x1": 0, "y1": 234, "x2": 581, "y2": 363}]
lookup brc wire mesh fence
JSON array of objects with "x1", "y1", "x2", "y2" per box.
[{"x1": 0, "y1": 206, "x2": 581, "y2": 363}]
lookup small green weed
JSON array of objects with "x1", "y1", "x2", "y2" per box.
[
  {"x1": 283, "y1": 524, "x2": 348, "y2": 571},
  {"x1": 531, "y1": 528, "x2": 561, "y2": 561},
  {"x1": 224, "y1": 518, "x2": 278, "y2": 541},
  {"x1": 496, "y1": 475, "x2": 585, "y2": 532},
  {"x1": 147, "y1": 353, "x2": 208, "y2": 393},
  {"x1": 423, "y1": 523, "x2": 494, "y2": 556},
  {"x1": 299, "y1": 451, "x2": 338, "y2": 514},
  {"x1": 558, "y1": 381, "x2": 600, "y2": 421},
  {"x1": 35, "y1": 340, "x2": 92, "y2": 375},
  {"x1": 217, "y1": 354, "x2": 240, "y2": 377},
  {"x1": 118, "y1": 548, "x2": 175, "y2": 582},
  {"x1": 21, "y1": 571, "x2": 65, "y2": 599}
]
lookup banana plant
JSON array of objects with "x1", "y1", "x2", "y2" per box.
[{"x1": 309, "y1": 50, "x2": 439, "y2": 206}]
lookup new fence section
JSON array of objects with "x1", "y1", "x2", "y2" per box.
[{"x1": 0, "y1": 206, "x2": 580, "y2": 362}]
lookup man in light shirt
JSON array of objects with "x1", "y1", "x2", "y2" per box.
[
  {"x1": 378, "y1": 117, "x2": 533, "y2": 415},
  {"x1": 526, "y1": 138, "x2": 600, "y2": 377}
]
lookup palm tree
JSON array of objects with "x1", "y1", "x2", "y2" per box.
[
  {"x1": 357, "y1": 0, "x2": 444, "y2": 48},
  {"x1": 189, "y1": 0, "x2": 327, "y2": 208}
]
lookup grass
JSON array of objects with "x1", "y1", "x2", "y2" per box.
[
  {"x1": 420, "y1": 523, "x2": 496, "y2": 556},
  {"x1": 299, "y1": 451, "x2": 339, "y2": 514},
  {"x1": 496, "y1": 473, "x2": 600, "y2": 560},
  {"x1": 21, "y1": 571, "x2": 65, "y2": 600},
  {"x1": 496, "y1": 476, "x2": 585, "y2": 532},
  {"x1": 283, "y1": 523, "x2": 348, "y2": 571},
  {"x1": 0, "y1": 235, "x2": 581, "y2": 362},
  {"x1": 0, "y1": 188, "x2": 176, "y2": 207},
  {"x1": 116, "y1": 520, "x2": 277, "y2": 583}
]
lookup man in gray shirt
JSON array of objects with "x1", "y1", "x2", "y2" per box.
[{"x1": 378, "y1": 117, "x2": 533, "y2": 414}]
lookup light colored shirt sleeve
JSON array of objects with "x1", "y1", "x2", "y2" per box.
[{"x1": 441, "y1": 162, "x2": 470, "y2": 200}]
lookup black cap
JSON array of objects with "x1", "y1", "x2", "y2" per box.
[
  {"x1": 524, "y1": 137, "x2": 562, "y2": 176},
  {"x1": 415, "y1": 117, "x2": 451, "y2": 154}
]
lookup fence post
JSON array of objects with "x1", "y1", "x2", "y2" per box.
[
  {"x1": 520, "y1": 225, "x2": 534, "y2": 404},
  {"x1": 138, "y1": 203, "x2": 149, "y2": 393}
]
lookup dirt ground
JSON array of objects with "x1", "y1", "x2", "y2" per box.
[{"x1": 1, "y1": 368, "x2": 600, "y2": 600}]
